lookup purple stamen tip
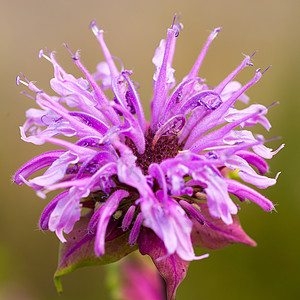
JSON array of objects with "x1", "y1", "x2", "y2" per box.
[
  {"x1": 20, "y1": 72, "x2": 29, "y2": 83},
  {"x1": 172, "y1": 14, "x2": 177, "y2": 29},
  {"x1": 255, "y1": 68, "x2": 261, "y2": 73},
  {"x1": 89, "y1": 19, "x2": 98, "y2": 29},
  {"x1": 20, "y1": 91, "x2": 35, "y2": 100},
  {"x1": 63, "y1": 43, "x2": 78, "y2": 60},
  {"x1": 90, "y1": 20, "x2": 101, "y2": 36},
  {"x1": 38, "y1": 49, "x2": 44, "y2": 59},
  {"x1": 267, "y1": 101, "x2": 279, "y2": 109},
  {"x1": 45, "y1": 47, "x2": 51, "y2": 55},
  {"x1": 210, "y1": 27, "x2": 222, "y2": 40},
  {"x1": 16, "y1": 75, "x2": 20, "y2": 86},
  {"x1": 262, "y1": 65, "x2": 272, "y2": 75},
  {"x1": 250, "y1": 50, "x2": 258, "y2": 58},
  {"x1": 264, "y1": 136, "x2": 281, "y2": 143}
]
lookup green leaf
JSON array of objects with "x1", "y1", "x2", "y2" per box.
[{"x1": 54, "y1": 216, "x2": 138, "y2": 293}]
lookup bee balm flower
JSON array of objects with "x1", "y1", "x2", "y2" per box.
[{"x1": 15, "y1": 16, "x2": 283, "y2": 300}]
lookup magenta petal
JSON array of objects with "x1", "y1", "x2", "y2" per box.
[
  {"x1": 184, "y1": 70, "x2": 262, "y2": 149},
  {"x1": 122, "y1": 71, "x2": 146, "y2": 133},
  {"x1": 30, "y1": 151, "x2": 79, "y2": 187},
  {"x1": 111, "y1": 103, "x2": 145, "y2": 154},
  {"x1": 14, "y1": 150, "x2": 64, "y2": 185},
  {"x1": 151, "y1": 28, "x2": 177, "y2": 128},
  {"x1": 236, "y1": 150, "x2": 269, "y2": 175},
  {"x1": 138, "y1": 228, "x2": 190, "y2": 300},
  {"x1": 187, "y1": 27, "x2": 221, "y2": 79},
  {"x1": 48, "y1": 187, "x2": 84, "y2": 242},
  {"x1": 191, "y1": 202, "x2": 256, "y2": 249},
  {"x1": 94, "y1": 190, "x2": 129, "y2": 256},
  {"x1": 161, "y1": 78, "x2": 199, "y2": 123},
  {"x1": 225, "y1": 178, "x2": 274, "y2": 211},
  {"x1": 69, "y1": 111, "x2": 109, "y2": 134},
  {"x1": 39, "y1": 191, "x2": 68, "y2": 230}
]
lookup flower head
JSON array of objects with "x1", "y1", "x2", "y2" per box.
[{"x1": 15, "y1": 15, "x2": 283, "y2": 300}]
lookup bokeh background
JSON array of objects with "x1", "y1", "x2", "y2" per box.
[{"x1": 1, "y1": 0, "x2": 299, "y2": 299}]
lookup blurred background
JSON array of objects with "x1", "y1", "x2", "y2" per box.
[{"x1": 1, "y1": 0, "x2": 299, "y2": 299}]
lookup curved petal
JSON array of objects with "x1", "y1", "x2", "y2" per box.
[{"x1": 94, "y1": 190, "x2": 129, "y2": 256}]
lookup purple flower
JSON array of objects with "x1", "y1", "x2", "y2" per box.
[{"x1": 15, "y1": 16, "x2": 283, "y2": 300}]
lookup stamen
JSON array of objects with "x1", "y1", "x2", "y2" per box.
[
  {"x1": 38, "y1": 49, "x2": 52, "y2": 62},
  {"x1": 38, "y1": 49, "x2": 43, "y2": 59},
  {"x1": 20, "y1": 91, "x2": 35, "y2": 100},
  {"x1": 89, "y1": 20, "x2": 100, "y2": 36},
  {"x1": 179, "y1": 200, "x2": 205, "y2": 225},
  {"x1": 90, "y1": 20, "x2": 119, "y2": 78},
  {"x1": 266, "y1": 101, "x2": 279, "y2": 109},
  {"x1": 16, "y1": 75, "x2": 21, "y2": 86},
  {"x1": 20, "y1": 73, "x2": 30, "y2": 83},
  {"x1": 152, "y1": 115, "x2": 185, "y2": 150},
  {"x1": 129, "y1": 212, "x2": 143, "y2": 246},
  {"x1": 171, "y1": 14, "x2": 181, "y2": 37},
  {"x1": 168, "y1": 14, "x2": 183, "y2": 70},
  {"x1": 250, "y1": 50, "x2": 257, "y2": 58},
  {"x1": 16, "y1": 75, "x2": 28, "y2": 87},
  {"x1": 262, "y1": 65, "x2": 272, "y2": 75},
  {"x1": 171, "y1": 13, "x2": 177, "y2": 29},
  {"x1": 264, "y1": 136, "x2": 281, "y2": 143},
  {"x1": 63, "y1": 43, "x2": 79, "y2": 60},
  {"x1": 122, "y1": 205, "x2": 136, "y2": 231}
]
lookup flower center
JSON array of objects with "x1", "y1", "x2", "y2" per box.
[{"x1": 127, "y1": 129, "x2": 183, "y2": 174}]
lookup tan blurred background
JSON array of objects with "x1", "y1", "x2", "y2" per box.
[{"x1": 1, "y1": 0, "x2": 299, "y2": 299}]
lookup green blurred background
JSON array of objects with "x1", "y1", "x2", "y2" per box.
[{"x1": 1, "y1": 0, "x2": 299, "y2": 299}]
